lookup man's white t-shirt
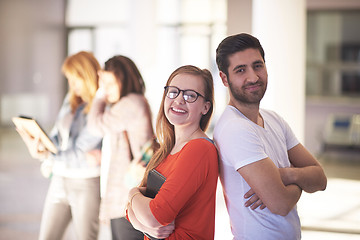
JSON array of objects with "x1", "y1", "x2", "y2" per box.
[{"x1": 213, "y1": 106, "x2": 301, "y2": 240}]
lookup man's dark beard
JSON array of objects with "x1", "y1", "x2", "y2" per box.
[{"x1": 228, "y1": 80, "x2": 266, "y2": 105}]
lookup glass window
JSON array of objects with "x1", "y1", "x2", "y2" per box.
[{"x1": 306, "y1": 10, "x2": 360, "y2": 97}]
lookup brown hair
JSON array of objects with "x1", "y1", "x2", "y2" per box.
[
  {"x1": 216, "y1": 33, "x2": 265, "y2": 77},
  {"x1": 140, "y1": 65, "x2": 214, "y2": 186},
  {"x1": 62, "y1": 51, "x2": 100, "y2": 113},
  {"x1": 104, "y1": 55, "x2": 145, "y2": 97}
]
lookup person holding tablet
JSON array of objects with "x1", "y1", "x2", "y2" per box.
[{"x1": 18, "y1": 51, "x2": 103, "y2": 240}]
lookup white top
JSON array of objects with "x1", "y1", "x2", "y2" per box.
[{"x1": 213, "y1": 106, "x2": 301, "y2": 240}]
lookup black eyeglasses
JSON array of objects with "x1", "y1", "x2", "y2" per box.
[{"x1": 164, "y1": 86, "x2": 205, "y2": 103}]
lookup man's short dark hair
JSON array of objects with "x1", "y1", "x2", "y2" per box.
[{"x1": 216, "y1": 33, "x2": 265, "y2": 76}]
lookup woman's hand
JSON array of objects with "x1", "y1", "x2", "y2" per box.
[
  {"x1": 143, "y1": 221, "x2": 175, "y2": 239},
  {"x1": 86, "y1": 149, "x2": 101, "y2": 166},
  {"x1": 16, "y1": 128, "x2": 50, "y2": 160},
  {"x1": 127, "y1": 187, "x2": 175, "y2": 238},
  {"x1": 127, "y1": 203, "x2": 175, "y2": 239},
  {"x1": 128, "y1": 187, "x2": 146, "y2": 201}
]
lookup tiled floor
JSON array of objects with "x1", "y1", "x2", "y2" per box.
[{"x1": 0, "y1": 128, "x2": 359, "y2": 240}]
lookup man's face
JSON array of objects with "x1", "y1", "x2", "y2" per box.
[{"x1": 221, "y1": 48, "x2": 268, "y2": 105}]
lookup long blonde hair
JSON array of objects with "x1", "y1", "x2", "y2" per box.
[
  {"x1": 140, "y1": 65, "x2": 214, "y2": 186},
  {"x1": 62, "y1": 51, "x2": 100, "y2": 113}
]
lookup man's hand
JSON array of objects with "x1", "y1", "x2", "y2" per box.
[
  {"x1": 286, "y1": 144, "x2": 327, "y2": 193},
  {"x1": 244, "y1": 166, "x2": 299, "y2": 210},
  {"x1": 244, "y1": 188, "x2": 266, "y2": 210},
  {"x1": 238, "y1": 158, "x2": 302, "y2": 216},
  {"x1": 243, "y1": 166, "x2": 302, "y2": 210}
]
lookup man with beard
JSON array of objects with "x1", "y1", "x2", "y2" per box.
[{"x1": 213, "y1": 33, "x2": 327, "y2": 240}]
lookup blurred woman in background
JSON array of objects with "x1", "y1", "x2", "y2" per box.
[
  {"x1": 88, "y1": 55, "x2": 155, "y2": 240},
  {"x1": 18, "y1": 51, "x2": 103, "y2": 240}
]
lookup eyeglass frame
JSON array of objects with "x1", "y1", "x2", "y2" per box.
[{"x1": 164, "y1": 86, "x2": 206, "y2": 103}]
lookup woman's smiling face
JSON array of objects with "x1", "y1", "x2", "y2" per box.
[{"x1": 164, "y1": 73, "x2": 210, "y2": 129}]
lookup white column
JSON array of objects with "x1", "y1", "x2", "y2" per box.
[
  {"x1": 252, "y1": 0, "x2": 306, "y2": 142},
  {"x1": 227, "y1": 0, "x2": 253, "y2": 35}
]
